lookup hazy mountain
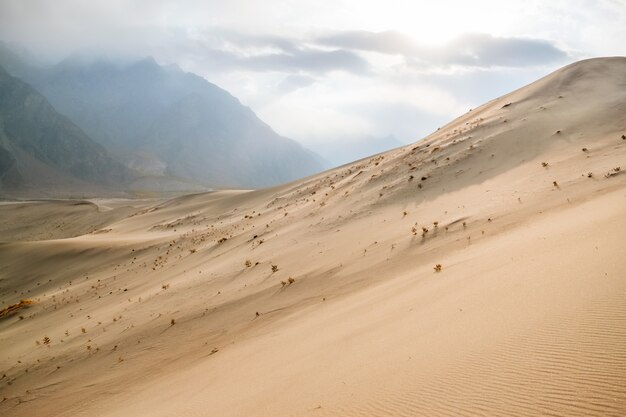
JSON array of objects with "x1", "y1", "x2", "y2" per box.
[
  {"x1": 0, "y1": 65, "x2": 132, "y2": 196},
  {"x1": 17, "y1": 55, "x2": 327, "y2": 188},
  {"x1": 0, "y1": 43, "x2": 33, "y2": 78},
  {"x1": 310, "y1": 134, "x2": 406, "y2": 166}
]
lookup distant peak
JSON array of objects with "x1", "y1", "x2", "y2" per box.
[
  {"x1": 163, "y1": 62, "x2": 183, "y2": 73},
  {"x1": 133, "y1": 56, "x2": 159, "y2": 68}
]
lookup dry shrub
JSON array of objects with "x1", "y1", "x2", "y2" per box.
[
  {"x1": 0, "y1": 300, "x2": 33, "y2": 319},
  {"x1": 605, "y1": 167, "x2": 621, "y2": 178}
]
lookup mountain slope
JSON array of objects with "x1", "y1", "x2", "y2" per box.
[
  {"x1": 0, "y1": 58, "x2": 625, "y2": 416},
  {"x1": 23, "y1": 57, "x2": 327, "y2": 188},
  {"x1": 0, "y1": 65, "x2": 131, "y2": 196},
  {"x1": 145, "y1": 92, "x2": 326, "y2": 187}
]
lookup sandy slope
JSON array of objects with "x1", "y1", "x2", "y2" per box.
[
  {"x1": 1, "y1": 57, "x2": 625, "y2": 416},
  {"x1": 0, "y1": 199, "x2": 161, "y2": 241}
]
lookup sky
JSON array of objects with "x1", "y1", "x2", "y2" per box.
[{"x1": 1, "y1": 0, "x2": 625, "y2": 147}]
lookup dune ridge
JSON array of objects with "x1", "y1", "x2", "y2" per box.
[{"x1": 0, "y1": 57, "x2": 625, "y2": 416}]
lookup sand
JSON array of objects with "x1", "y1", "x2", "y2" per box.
[{"x1": 1, "y1": 57, "x2": 625, "y2": 416}]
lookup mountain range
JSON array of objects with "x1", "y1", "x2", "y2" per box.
[
  {"x1": 0, "y1": 64, "x2": 131, "y2": 196},
  {"x1": 0, "y1": 46, "x2": 329, "y2": 195}
]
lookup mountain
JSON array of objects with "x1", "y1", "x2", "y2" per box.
[
  {"x1": 19, "y1": 56, "x2": 327, "y2": 188},
  {"x1": 0, "y1": 43, "x2": 33, "y2": 78},
  {"x1": 0, "y1": 65, "x2": 131, "y2": 196},
  {"x1": 1, "y1": 58, "x2": 625, "y2": 416},
  {"x1": 310, "y1": 134, "x2": 406, "y2": 166}
]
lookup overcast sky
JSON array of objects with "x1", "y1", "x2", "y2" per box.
[{"x1": 1, "y1": 0, "x2": 625, "y2": 146}]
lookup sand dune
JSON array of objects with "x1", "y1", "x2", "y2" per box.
[{"x1": 1, "y1": 57, "x2": 625, "y2": 416}]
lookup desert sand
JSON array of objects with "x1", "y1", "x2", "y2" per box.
[{"x1": 1, "y1": 57, "x2": 625, "y2": 416}]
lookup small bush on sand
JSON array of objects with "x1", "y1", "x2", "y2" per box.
[
  {"x1": 271, "y1": 265, "x2": 279, "y2": 273},
  {"x1": 281, "y1": 277, "x2": 295, "y2": 287},
  {"x1": 434, "y1": 264, "x2": 442, "y2": 272},
  {"x1": 0, "y1": 300, "x2": 33, "y2": 319},
  {"x1": 605, "y1": 167, "x2": 621, "y2": 178}
]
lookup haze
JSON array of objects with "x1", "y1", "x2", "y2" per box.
[{"x1": 2, "y1": 0, "x2": 625, "y2": 149}]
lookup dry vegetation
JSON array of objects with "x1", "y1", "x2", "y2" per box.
[{"x1": 0, "y1": 300, "x2": 33, "y2": 319}]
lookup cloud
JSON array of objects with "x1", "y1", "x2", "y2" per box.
[
  {"x1": 253, "y1": 69, "x2": 471, "y2": 145},
  {"x1": 276, "y1": 74, "x2": 316, "y2": 94},
  {"x1": 191, "y1": 45, "x2": 369, "y2": 75},
  {"x1": 317, "y1": 30, "x2": 419, "y2": 56},
  {"x1": 177, "y1": 29, "x2": 370, "y2": 75},
  {"x1": 182, "y1": 29, "x2": 565, "y2": 78},
  {"x1": 245, "y1": 48, "x2": 369, "y2": 74},
  {"x1": 439, "y1": 33, "x2": 569, "y2": 67},
  {"x1": 187, "y1": 28, "x2": 301, "y2": 55},
  {"x1": 317, "y1": 31, "x2": 568, "y2": 68}
]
